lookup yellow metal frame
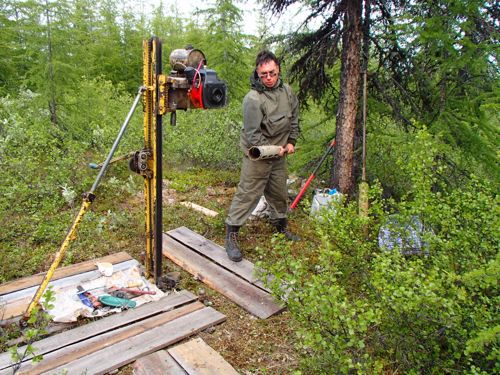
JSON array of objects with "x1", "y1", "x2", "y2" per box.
[{"x1": 142, "y1": 39, "x2": 158, "y2": 279}]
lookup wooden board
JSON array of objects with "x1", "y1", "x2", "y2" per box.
[
  {"x1": 133, "y1": 350, "x2": 187, "y2": 375},
  {"x1": 2, "y1": 259, "x2": 139, "y2": 303},
  {"x1": 163, "y1": 234, "x2": 285, "y2": 319},
  {"x1": 168, "y1": 337, "x2": 239, "y2": 375},
  {"x1": 6, "y1": 322, "x2": 75, "y2": 348},
  {"x1": 180, "y1": 202, "x2": 219, "y2": 217},
  {"x1": 0, "y1": 290, "x2": 198, "y2": 371},
  {"x1": 167, "y1": 226, "x2": 272, "y2": 292},
  {"x1": 1, "y1": 297, "x2": 34, "y2": 321},
  {"x1": 0, "y1": 252, "x2": 133, "y2": 296},
  {"x1": 44, "y1": 307, "x2": 226, "y2": 375},
  {"x1": 13, "y1": 302, "x2": 207, "y2": 375}
]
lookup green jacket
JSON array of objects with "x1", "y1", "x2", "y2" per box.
[{"x1": 240, "y1": 71, "x2": 299, "y2": 152}]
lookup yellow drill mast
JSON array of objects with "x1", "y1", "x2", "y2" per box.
[{"x1": 142, "y1": 37, "x2": 163, "y2": 284}]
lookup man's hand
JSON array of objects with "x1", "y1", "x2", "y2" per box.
[
  {"x1": 285, "y1": 143, "x2": 295, "y2": 154},
  {"x1": 278, "y1": 143, "x2": 295, "y2": 157}
]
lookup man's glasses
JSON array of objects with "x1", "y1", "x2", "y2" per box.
[{"x1": 258, "y1": 70, "x2": 278, "y2": 79}]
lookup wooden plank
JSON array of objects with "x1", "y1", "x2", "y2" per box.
[
  {"x1": 167, "y1": 226, "x2": 272, "y2": 293},
  {"x1": 13, "y1": 302, "x2": 207, "y2": 375},
  {"x1": 6, "y1": 322, "x2": 76, "y2": 348},
  {"x1": 168, "y1": 337, "x2": 239, "y2": 375},
  {"x1": 0, "y1": 290, "x2": 198, "y2": 371},
  {"x1": 44, "y1": 307, "x2": 226, "y2": 375},
  {"x1": 2, "y1": 259, "x2": 139, "y2": 303},
  {"x1": 179, "y1": 202, "x2": 219, "y2": 217},
  {"x1": 163, "y1": 234, "x2": 285, "y2": 319},
  {"x1": 0, "y1": 252, "x2": 133, "y2": 296},
  {"x1": 1, "y1": 297, "x2": 32, "y2": 320},
  {"x1": 133, "y1": 350, "x2": 187, "y2": 375}
]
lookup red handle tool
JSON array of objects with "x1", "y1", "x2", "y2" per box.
[{"x1": 290, "y1": 139, "x2": 336, "y2": 210}]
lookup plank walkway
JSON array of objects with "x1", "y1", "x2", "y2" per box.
[
  {"x1": 134, "y1": 337, "x2": 239, "y2": 375},
  {"x1": 0, "y1": 252, "x2": 229, "y2": 375},
  {"x1": 1, "y1": 291, "x2": 226, "y2": 375},
  {"x1": 163, "y1": 226, "x2": 285, "y2": 319},
  {"x1": 0, "y1": 252, "x2": 133, "y2": 296}
]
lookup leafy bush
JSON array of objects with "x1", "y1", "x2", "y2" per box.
[
  {"x1": 8, "y1": 287, "x2": 55, "y2": 373},
  {"x1": 164, "y1": 102, "x2": 242, "y2": 169},
  {"x1": 368, "y1": 115, "x2": 499, "y2": 200},
  {"x1": 260, "y1": 129, "x2": 499, "y2": 374}
]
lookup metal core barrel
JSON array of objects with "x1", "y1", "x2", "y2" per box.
[{"x1": 248, "y1": 145, "x2": 282, "y2": 160}]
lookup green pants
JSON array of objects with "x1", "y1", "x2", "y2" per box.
[{"x1": 226, "y1": 156, "x2": 288, "y2": 227}]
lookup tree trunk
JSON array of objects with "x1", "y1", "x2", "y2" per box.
[
  {"x1": 353, "y1": 0, "x2": 371, "y2": 185},
  {"x1": 331, "y1": 0, "x2": 362, "y2": 196},
  {"x1": 45, "y1": 0, "x2": 58, "y2": 125}
]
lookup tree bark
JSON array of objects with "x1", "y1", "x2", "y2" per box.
[
  {"x1": 353, "y1": 0, "x2": 371, "y2": 185},
  {"x1": 331, "y1": 0, "x2": 362, "y2": 196},
  {"x1": 45, "y1": 0, "x2": 58, "y2": 126}
]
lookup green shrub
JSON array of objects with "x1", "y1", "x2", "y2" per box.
[
  {"x1": 8, "y1": 287, "x2": 55, "y2": 372},
  {"x1": 164, "y1": 101, "x2": 242, "y2": 169},
  {"x1": 260, "y1": 129, "x2": 499, "y2": 374}
]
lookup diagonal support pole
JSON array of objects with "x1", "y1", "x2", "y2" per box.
[{"x1": 23, "y1": 87, "x2": 144, "y2": 321}]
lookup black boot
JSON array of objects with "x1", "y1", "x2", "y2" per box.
[
  {"x1": 275, "y1": 218, "x2": 300, "y2": 241},
  {"x1": 225, "y1": 224, "x2": 243, "y2": 262}
]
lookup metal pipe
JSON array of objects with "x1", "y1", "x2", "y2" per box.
[
  {"x1": 248, "y1": 145, "x2": 282, "y2": 160},
  {"x1": 90, "y1": 86, "x2": 144, "y2": 194}
]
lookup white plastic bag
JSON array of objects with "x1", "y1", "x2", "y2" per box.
[
  {"x1": 310, "y1": 189, "x2": 341, "y2": 218},
  {"x1": 250, "y1": 196, "x2": 270, "y2": 219}
]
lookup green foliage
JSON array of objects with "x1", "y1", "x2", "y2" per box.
[
  {"x1": 9, "y1": 287, "x2": 55, "y2": 373},
  {"x1": 286, "y1": 102, "x2": 336, "y2": 180},
  {"x1": 165, "y1": 102, "x2": 242, "y2": 169},
  {"x1": 0, "y1": 80, "x2": 142, "y2": 281},
  {"x1": 194, "y1": 0, "x2": 251, "y2": 101},
  {"x1": 368, "y1": 116, "x2": 499, "y2": 199},
  {"x1": 260, "y1": 129, "x2": 499, "y2": 374},
  {"x1": 380, "y1": 0, "x2": 499, "y2": 182}
]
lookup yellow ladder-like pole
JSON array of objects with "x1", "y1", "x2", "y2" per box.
[
  {"x1": 142, "y1": 39, "x2": 155, "y2": 279},
  {"x1": 142, "y1": 36, "x2": 164, "y2": 284}
]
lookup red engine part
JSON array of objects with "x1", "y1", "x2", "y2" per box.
[
  {"x1": 189, "y1": 83, "x2": 204, "y2": 108},
  {"x1": 188, "y1": 61, "x2": 205, "y2": 109}
]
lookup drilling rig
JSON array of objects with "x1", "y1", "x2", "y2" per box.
[{"x1": 23, "y1": 37, "x2": 227, "y2": 320}]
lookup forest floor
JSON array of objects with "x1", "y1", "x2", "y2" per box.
[{"x1": 103, "y1": 166, "x2": 313, "y2": 374}]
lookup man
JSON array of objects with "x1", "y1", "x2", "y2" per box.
[{"x1": 225, "y1": 50, "x2": 300, "y2": 262}]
